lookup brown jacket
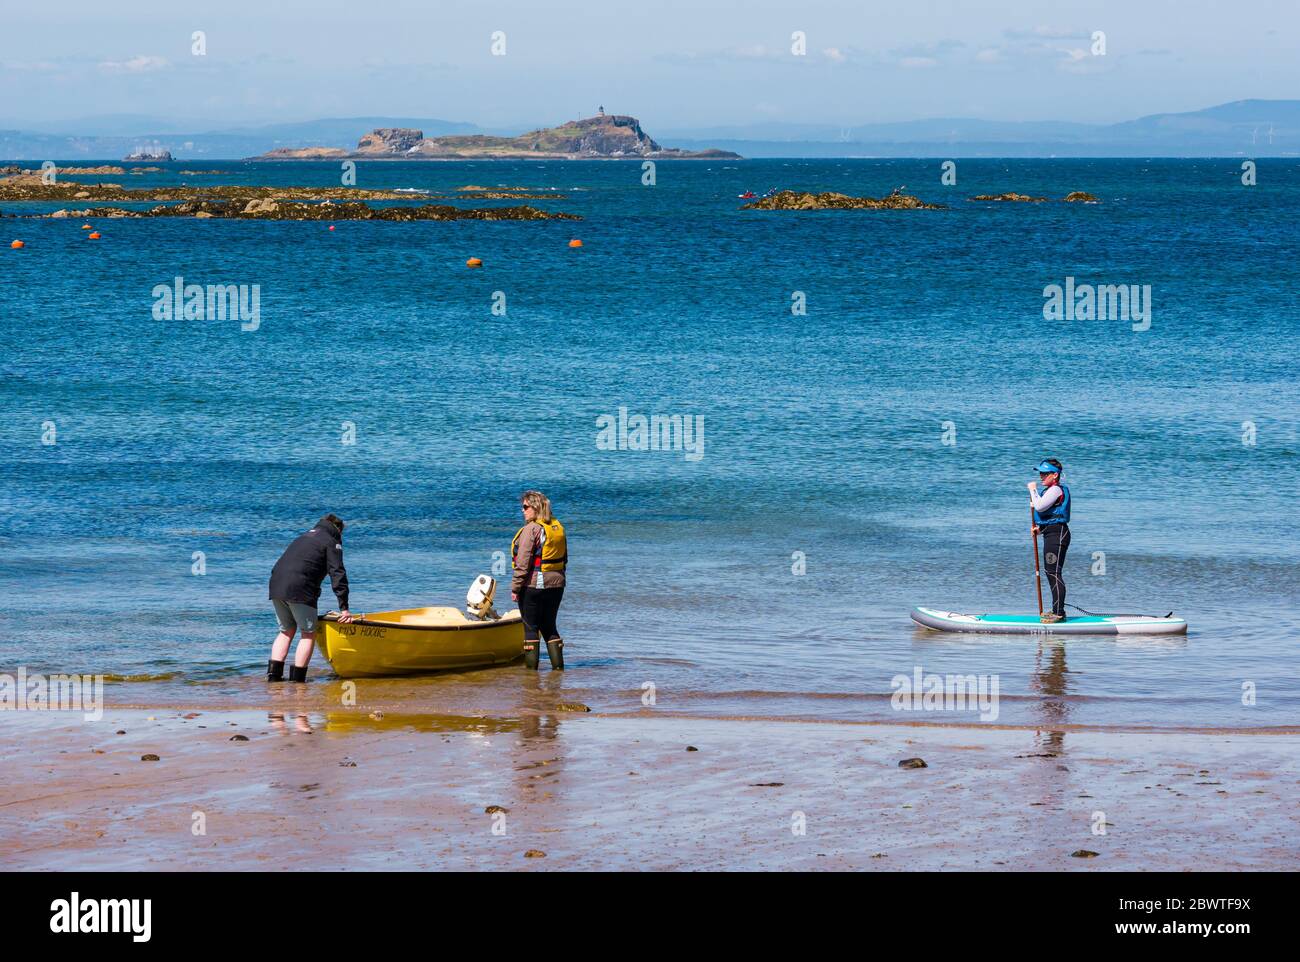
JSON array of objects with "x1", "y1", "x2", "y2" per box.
[{"x1": 511, "y1": 521, "x2": 566, "y2": 595}]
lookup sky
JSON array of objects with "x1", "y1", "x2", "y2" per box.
[{"x1": 1, "y1": 0, "x2": 1295, "y2": 133}]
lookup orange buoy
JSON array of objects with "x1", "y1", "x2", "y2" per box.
[
  {"x1": 81, "y1": 224, "x2": 92, "y2": 230},
  {"x1": 88, "y1": 231, "x2": 102, "y2": 240},
  {"x1": 466, "y1": 257, "x2": 483, "y2": 268},
  {"x1": 9, "y1": 240, "x2": 23, "y2": 249},
  {"x1": 568, "y1": 238, "x2": 583, "y2": 248}
]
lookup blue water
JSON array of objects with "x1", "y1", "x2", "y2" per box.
[{"x1": 1, "y1": 158, "x2": 1297, "y2": 729}]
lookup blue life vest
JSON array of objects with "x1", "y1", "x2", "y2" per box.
[{"x1": 1034, "y1": 484, "x2": 1070, "y2": 527}]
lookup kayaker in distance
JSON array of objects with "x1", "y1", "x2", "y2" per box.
[
  {"x1": 1027, "y1": 459, "x2": 1070, "y2": 623},
  {"x1": 267, "y1": 514, "x2": 353, "y2": 682},
  {"x1": 511, "y1": 491, "x2": 567, "y2": 670}
]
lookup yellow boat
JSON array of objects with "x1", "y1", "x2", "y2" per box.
[{"x1": 317, "y1": 607, "x2": 525, "y2": 677}]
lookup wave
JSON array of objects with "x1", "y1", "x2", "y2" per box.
[{"x1": 101, "y1": 672, "x2": 181, "y2": 683}]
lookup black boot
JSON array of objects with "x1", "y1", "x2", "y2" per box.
[
  {"x1": 523, "y1": 640, "x2": 540, "y2": 670},
  {"x1": 288, "y1": 664, "x2": 308, "y2": 683},
  {"x1": 267, "y1": 659, "x2": 285, "y2": 682},
  {"x1": 545, "y1": 638, "x2": 564, "y2": 671}
]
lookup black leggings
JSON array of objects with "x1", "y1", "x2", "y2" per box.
[
  {"x1": 520, "y1": 586, "x2": 564, "y2": 642},
  {"x1": 1041, "y1": 524, "x2": 1071, "y2": 616}
]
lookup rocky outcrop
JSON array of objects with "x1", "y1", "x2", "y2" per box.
[
  {"x1": 40, "y1": 200, "x2": 579, "y2": 221},
  {"x1": 455, "y1": 189, "x2": 564, "y2": 199},
  {"x1": 251, "y1": 114, "x2": 739, "y2": 160},
  {"x1": 356, "y1": 127, "x2": 426, "y2": 154},
  {"x1": 968, "y1": 192, "x2": 1047, "y2": 202},
  {"x1": 1064, "y1": 191, "x2": 1099, "y2": 203},
  {"x1": 241, "y1": 198, "x2": 281, "y2": 214},
  {"x1": 0, "y1": 178, "x2": 125, "y2": 197},
  {"x1": 741, "y1": 188, "x2": 946, "y2": 210},
  {"x1": 0, "y1": 166, "x2": 125, "y2": 186}
]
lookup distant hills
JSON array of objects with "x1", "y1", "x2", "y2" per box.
[
  {"x1": 660, "y1": 100, "x2": 1300, "y2": 158},
  {"x1": 0, "y1": 117, "x2": 485, "y2": 162},
  {"x1": 1, "y1": 100, "x2": 1296, "y2": 160}
]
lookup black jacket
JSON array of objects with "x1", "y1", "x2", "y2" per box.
[{"x1": 268, "y1": 516, "x2": 349, "y2": 610}]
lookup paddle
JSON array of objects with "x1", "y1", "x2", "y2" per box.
[{"x1": 1030, "y1": 505, "x2": 1044, "y2": 617}]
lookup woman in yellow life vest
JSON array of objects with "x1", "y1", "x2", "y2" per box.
[{"x1": 511, "y1": 490, "x2": 567, "y2": 670}]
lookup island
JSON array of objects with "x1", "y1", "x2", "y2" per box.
[
  {"x1": 124, "y1": 146, "x2": 173, "y2": 162},
  {"x1": 252, "y1": 112, "x2": 740, "y2": 160}
]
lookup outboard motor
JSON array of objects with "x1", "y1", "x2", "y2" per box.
[{"x1": 466, "y1": 574, "x2": 501, "y2": 621}]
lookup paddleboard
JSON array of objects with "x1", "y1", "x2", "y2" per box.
[{"x1": 909, "y1": 606, "x2": 1188, "y2": 636}]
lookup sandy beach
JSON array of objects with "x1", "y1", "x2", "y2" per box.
[{"x1": 3, "y1": 697, "x2": 1295, "y2": 871}]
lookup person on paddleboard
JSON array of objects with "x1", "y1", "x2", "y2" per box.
[
  {"x1": 1027, "y1": 459, "x2": 1070, "y2": 623},
  {"x1": 266, "y1": 514, "x2": 353, "y2": 682},
  {"x1": 511, "y1": 490, "x2": 567, "y2": 670}
]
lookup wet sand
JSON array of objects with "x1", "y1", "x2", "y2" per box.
[{"x1": 2, "y1": 701, "x2": 1296, "y2": 870}]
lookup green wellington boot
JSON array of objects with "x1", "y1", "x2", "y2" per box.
[{"x1": 545, "y1": 638, "x2": 564, "y2": 671}]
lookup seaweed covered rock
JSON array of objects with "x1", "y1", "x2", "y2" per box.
[
  {"x1": 43, "y1": 200, "x2": 580, "y2": 222},
  {"x1": 0, "y1": 182, "x2": 437, "y2": 202},
  {"x1": 742, "y1": 187, "x2": 946, "y2": 210},
  {"x1": 968, "y1": 192, "x2": 1047, "y2": 202}
]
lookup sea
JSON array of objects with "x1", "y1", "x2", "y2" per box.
[{"x1": 1, "y1": 157, "x2": 1297, "y2": 731}]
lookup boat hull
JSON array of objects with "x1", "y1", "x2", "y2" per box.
[
  {"x1": 317, "y1": 607, "x2": 525, "y2": 677},
  {"x1": 909, "y1": 606, "x2": 1188, "y2": 636}
]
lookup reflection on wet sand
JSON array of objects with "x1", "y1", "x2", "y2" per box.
[
  {"x1": 268, "y1": 711, "x2": 314, "y2": 734},
  {"x1": 307, "y1": 710, "x2": 523, "y2": 735},
  {"x1": 1032, "y1": 638, "x2": 1070, "y2": 755},
  {"x1": 287, "y1": 664, "x2": 584, "y2": 746}
]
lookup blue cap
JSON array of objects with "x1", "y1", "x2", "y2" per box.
[{"x1": 1036, "y1": 460, "x2": 1060, "y2": 474}]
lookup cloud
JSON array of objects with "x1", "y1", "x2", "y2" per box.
[
  {"x1": 1004, "y1": 26, "x2": 1091, "y2": 41},
  {"x1": 0, "y1": 59, "x2": 62, "y2": 72},
  {"x1": 1055, "y1": 45, "x2": 1113, "y2": 74},
  {"x1": 975, "y1": 48, "x2": 1003, "y2": 64},
  {"x1": 656, "y1": 45, "x2": 779, "y2": 66},
  {"x1": 98, "y1": 55, "x2": 169, "y2": 73},
  {"x1": 822, "y1": 47, "x2": 846, "y2": 64},
  {"x1": 887, "y1": 40, "x2": 963, "y2": 69}
]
